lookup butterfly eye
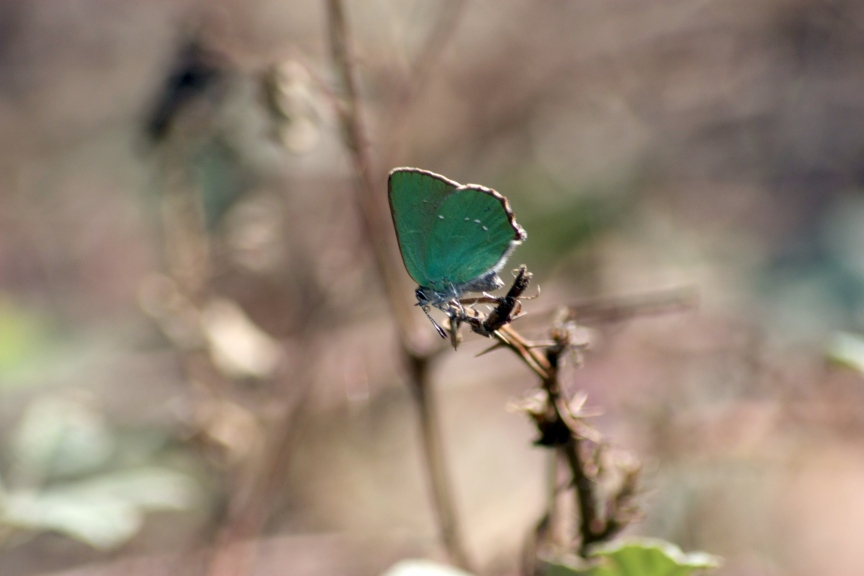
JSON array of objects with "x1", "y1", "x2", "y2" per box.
[{"x1": 415, "y1": 287, "x2": 430, "y2": 305}]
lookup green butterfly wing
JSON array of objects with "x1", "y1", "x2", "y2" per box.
[
  {"x1": 424, "y1": 185, "x2": 525, "y2": 290},
  {"x1": 388, "y1": 168, "x2": 525, "y2": 292},
  {"x1": 388, "y1": 168, "x2": 460, "y2": 285}
]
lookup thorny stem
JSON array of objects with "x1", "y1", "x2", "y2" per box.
[
  {"x1": 492, "y1": 319, "x2": 633, "y2": 558},
  {"x1": 504, "y1": 324, "x2": 605, "y2": 556},
  {"x1": 542, "y1": 337, "x2": 604, "y2": 556},
  {"x1": 325, "y1": 1, "x2": 473, "y2": 570}
]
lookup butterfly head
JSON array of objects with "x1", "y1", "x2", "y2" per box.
[{"x1": 415, "y1": 285, "x2": 450, "y2": 310}]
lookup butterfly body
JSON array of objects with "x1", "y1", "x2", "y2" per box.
[{"x1": 414, "y1": 268, "x2": 504, "y2": 309}]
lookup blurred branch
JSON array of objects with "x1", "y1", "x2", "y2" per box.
[
  {"x1": 325, "y1": 0, "x2": 416, "y2": 338},
  {"x1": 408, "y1": 1, "x2": 468, "y2": 91},
  {"x1": 146, "y1": 40, "x2": 318, "y2": 576},
  {"x1": 206, "y1": 359, "x2": 314, "y2": 576},
  {"x1": 405, "y1": 349, "x2": 473, "y2": 570},
  {"x1": 563, "y1": 285, "x2": 698, "y2": 326},
  {"x1": 324, "y1": 0, "x2": 473, "y2": 570},
  {"x1": 157, "y1": 145, "x2": 213, "y2": 302},
  {"x1": 383, "y1": 0, "x2": 469, "y2": 162}
]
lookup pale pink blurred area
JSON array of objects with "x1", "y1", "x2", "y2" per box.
[{"x1": 2, "y1": 1, "x2": 864, "y2": 576}]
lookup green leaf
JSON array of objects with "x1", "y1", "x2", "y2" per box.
[
  {"x1": 542, "y1": 559, "x2": 589, "y2": 576},
  {"x1": 62, "y1": 467, "x2": 197, "y2": 510},
  {"x1": 826, "y1": 331, "x2": 864, "y2": 374},
  {"x1": 2, "y1": 488, "x2": 141, "y2": 549},
  {"x1": 380, "y1": 560, "x2": 477, "y2": 576},
  {"x1": 10, "y1": 396, "x2": 114, "y2": 483},
  {"x1": 0, "y1": 298, "x2": 47, "y2": 374},
  {"x1": 587, "y1": 538, "x2": 721, "y2": 576},
  {"x1": 0, "y1": 467, "x2": 196, "y2": 549}
]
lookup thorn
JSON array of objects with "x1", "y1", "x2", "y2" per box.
[{"x1": 475, "y1": 341, "x2": 506, "y2": 357}]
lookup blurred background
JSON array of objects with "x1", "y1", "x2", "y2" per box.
[{"x1": 2, "y1": 1, "x2": 864, "y2": 575}]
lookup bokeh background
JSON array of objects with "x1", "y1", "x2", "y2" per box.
[{"x1": 2, "y1": 1, "x2": 864, "y2": 575}]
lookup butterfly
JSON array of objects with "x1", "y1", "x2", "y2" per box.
[{"x1": 388, "y1": 167, "x2": 526, "y2": 336}]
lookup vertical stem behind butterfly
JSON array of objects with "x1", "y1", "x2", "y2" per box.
[{"x1": 325, "y1": 1, "x2": 473, "y2": 571}]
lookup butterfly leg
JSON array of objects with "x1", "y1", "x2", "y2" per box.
[
  {"x1": 481, "y1": 291, "x2": 505, "y2": 304},
  {"x1": 420, "y1": 304, "x2": 447, "y2": 339}
]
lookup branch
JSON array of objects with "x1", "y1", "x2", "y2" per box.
[{"x1": 324, "y1": 1, "x2": 473, "y2": 570}]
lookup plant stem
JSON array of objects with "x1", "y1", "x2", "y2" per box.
[
  {"x1": 324, "y1": 0, "x2": 416, "y2": 338},
  {"x1": 407, "y1": 354, "x2": 473, "y2": 571},
  {"x1": 324, "y1": 1, "x2": 473, "y2": 569},
  {"x1": 495, "y1": 324, "x2": 611, "y2": 557}
]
